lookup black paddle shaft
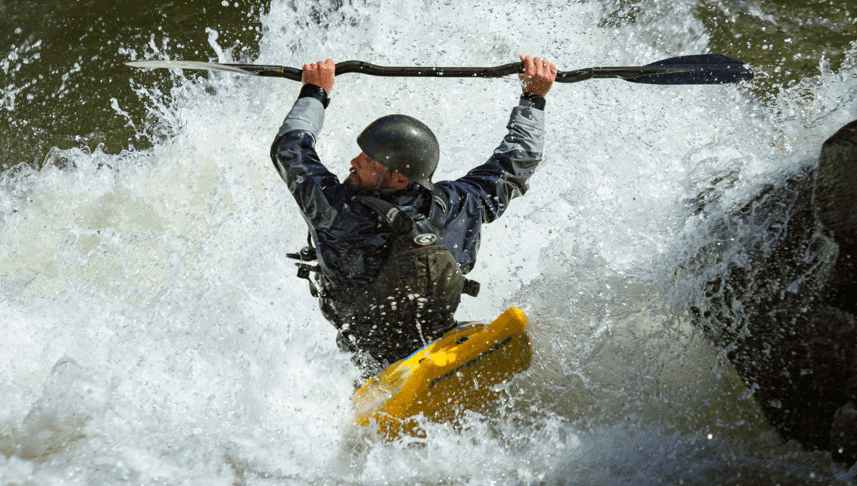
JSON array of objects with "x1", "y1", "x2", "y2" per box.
[{"x1": 127, "y1": 54, "x2": 753, "y2": 85}]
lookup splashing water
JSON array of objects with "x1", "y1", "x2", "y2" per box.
[{"x1": 2, "y1": 0, "x2": 857, "y2": 483}]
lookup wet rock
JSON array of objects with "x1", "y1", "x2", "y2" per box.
[
  {"x1": 683, "y1": 119, "x2": 857, "y2": 465},
  {"x1": 813, "y1": 120, "x2": 857, "y2": 315},
  {"x1": 831, "y1": 401, "x2": 857, "y2": 468},
  {"x1": 814, "y1": 120, "x2": 857, "y2": 245}
]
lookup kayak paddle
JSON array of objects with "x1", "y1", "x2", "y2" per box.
[{"x1": 126, "y1": 54, "x2": 753, "y2": 85}]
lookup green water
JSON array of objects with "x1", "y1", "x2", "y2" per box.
[
  {"x1": 1, "y1": 0, "x2": 854, "y2": 172},
  {"x1": 0, "y1": 0, "x2": 265, "y2": 170},
  {"x1": 699, "y1": 0, "x2": 855, "y2": 98}
]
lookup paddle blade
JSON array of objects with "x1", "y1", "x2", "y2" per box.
[
  {"x1": 126, "y1": 60, "x2": 251, "y2": 75},
  {"x1": 629, "y1": 54, "x2": 754, "y2": 85},
  {"x1": 125, "y1": 60, "x2": 300, "y2": 79}
]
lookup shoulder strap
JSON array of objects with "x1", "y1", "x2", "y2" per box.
[
  {"x1": 358, "y1": 188, "x2": 448, "y2": 235},
  {"x1": 427, "y1": 186, "x2": 448, "y2": 229},
  {"x1": 356, "y1": 196, "x2": 414, "y2": 235}
]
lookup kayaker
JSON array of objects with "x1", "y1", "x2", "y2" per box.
[{"x1": 271, "y1": 55, "x2": 556, "y2": 374}]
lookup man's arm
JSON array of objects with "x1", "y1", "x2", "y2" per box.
[
  {"x1": 270, "y1": 60, "x2": 337, "y2": 213},
  {"x1": 441, "y1": 55, "x2": 557, "y2": 223}
]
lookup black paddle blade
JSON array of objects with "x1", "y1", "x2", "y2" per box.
[{"x1": 628, "y1": 54, "x2": 754, "y2": 85}]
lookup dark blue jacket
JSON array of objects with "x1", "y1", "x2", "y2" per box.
[{"x1": 271, "y1": 96, "x2": 545, "y2": 289}]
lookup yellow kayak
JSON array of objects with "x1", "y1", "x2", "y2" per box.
[{"x1": 353, "y1": 307, "x2": 532, "y2": 440}]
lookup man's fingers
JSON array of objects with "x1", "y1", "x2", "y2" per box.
[
  {"x1": 322, "y1": 59, "x2": 335, "y2": 74},
  {"x1": 521, "y1": 55, "x2": 555, "y2": 78},
  {"x1": 544, "y1": 61, "x2": 557, "y2": 77},
  {"x1": 300, "y1": 59, "x2": 335, "y2": 92},
  {"x1": 520, "y1": 55, "x2": 531, "y2": 75}
]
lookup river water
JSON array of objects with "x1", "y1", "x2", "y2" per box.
[{"x1": 2, "y1": 0, "x2": 856, "y2": 484}]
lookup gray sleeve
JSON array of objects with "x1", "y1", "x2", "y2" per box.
[
  {"x1": 276, "y1": 97, "x2": 326, "y2": 139},
  {"x1": 493, "y1": 100, "x2": 545, "y2": 159},
  {"x1": 441, "y1": 101, "x2": 546, "y2": 226}
]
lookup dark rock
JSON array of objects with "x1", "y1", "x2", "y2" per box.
[
  {"x1": 682, "y1": 119, "x2": 857, "y2": 465},
  {"x1": 831, "y1": 401, "x2": 857, "y2": 468},
  {"x1": 814, "y1": 120, "x2": 857, "y2": 244},
  {"x1": 814, "y1": 120, "x2": 857, "y2": 315}
]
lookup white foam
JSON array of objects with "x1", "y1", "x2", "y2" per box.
[{"x1": 1, "y1": 0, "x2": 855, "y2": 483}]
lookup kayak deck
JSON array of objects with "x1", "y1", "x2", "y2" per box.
[{"x1": 353, "y1": 307, "x2": 531, "y2": 439}]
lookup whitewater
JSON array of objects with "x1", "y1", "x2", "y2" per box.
[{"x1": 2, "y1": 0, "x2": 857, "y2": 483}]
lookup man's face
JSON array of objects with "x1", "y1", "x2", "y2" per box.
[{"x1": 346, "y1": 152, "x2": 389, "y2": 189}]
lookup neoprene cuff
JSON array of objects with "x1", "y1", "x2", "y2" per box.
[
  {"x1": 299, "y1": 83, "x2": 331, "y2": 109},
  {"x1": 520, "y1": 92, "x2": 546, "y2": 111}
]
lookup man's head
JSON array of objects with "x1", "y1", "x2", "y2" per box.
[
  {"x1": 354, "y1": 114, "x2": 439, "y2": 190},
  {"x1": 346, "y1": 152, "x2": 410, "y2": 191}
]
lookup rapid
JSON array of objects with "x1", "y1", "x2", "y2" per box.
[{"x1": 2, "y1": 0, "x2": 857, "y2": 483}]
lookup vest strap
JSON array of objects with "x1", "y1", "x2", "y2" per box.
[
  {"x1": 356, "y1": 196, "x2": 414, "y2": 235},
  {"x1": 462, "y1": 278, "x2": 480, "y2": 297}
]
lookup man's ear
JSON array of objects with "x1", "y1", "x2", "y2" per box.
[{"x1": 389, "y1": 171, "x2": 410, "y2": 190}]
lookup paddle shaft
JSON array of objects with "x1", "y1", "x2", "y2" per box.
[{"x1": 227, "y1": 61, "x2": 740, "y2": 83}]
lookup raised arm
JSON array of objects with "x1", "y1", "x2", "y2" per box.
[
  {"x1": 439, "y1": 55, "x2": 556, "y2": 224},
  {"x1": 270, "y1": 59, "x2": 339, "y2": 230}
]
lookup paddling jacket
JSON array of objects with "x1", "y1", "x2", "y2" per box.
[{"x1": 270, "y1": 89, "x2": 545, "y2": 363}]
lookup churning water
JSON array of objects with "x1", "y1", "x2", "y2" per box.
[{"x1": 2, "y1": 0, "x2": 857, "y2": 483}]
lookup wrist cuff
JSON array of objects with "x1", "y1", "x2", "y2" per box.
[
  {"x1": 520, "y1": 92, "x2": 546, "y2": 110},
  {"x1": 299, "y1": 84, "x2": 330, "y2": 109}
]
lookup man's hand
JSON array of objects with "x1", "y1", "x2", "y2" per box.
[
  {"x1": 302, "y1": 59, "x2": 335, "y2": 94},
  {"x1": 519, "y1": 55, "x2": 556, "y2": 98}
]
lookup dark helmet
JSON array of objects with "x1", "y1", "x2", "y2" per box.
[{"x1": 357, "y1": 114, "x2": 439, "y2": 190}]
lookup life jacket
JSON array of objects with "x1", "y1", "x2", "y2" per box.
[{"x1": 288, "y1": 187, "x2": 480, "y2": 365}]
